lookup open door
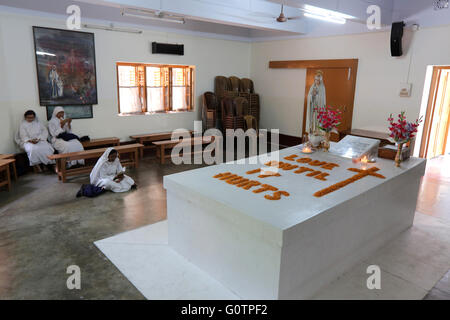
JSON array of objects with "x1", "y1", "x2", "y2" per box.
[{"x1": 420, "y1": 66, "x2": 450, "y2": 159}]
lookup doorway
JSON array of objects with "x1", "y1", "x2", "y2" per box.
[
  {"x1": 303, "y1": 67, "x2": 356, "y2": 141},
  {"x1": 269, "y1": 59, "x2": 358, "y2": 142},
  {"x1": 419, "y1": 66, "x2": 450, "y2": 159}
]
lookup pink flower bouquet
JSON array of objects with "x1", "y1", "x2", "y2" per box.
[
  {"x1": 387, "y1": 111, "x2": 422, "y2": 144},
  {"x1": 315, "y1": 106, "x2": 342, "y2": 133}
]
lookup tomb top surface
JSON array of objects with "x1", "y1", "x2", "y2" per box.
[{"x1": 164, "y1": 146, "x2": 425, "y2": 231}]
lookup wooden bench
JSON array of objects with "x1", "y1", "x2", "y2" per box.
[
  {"x1": 130, "y1": 131, "x2": 193, "y2": 159},
  {"x1": 0, "y1": 159, "x2": 15, "y2": 191},
  {"x1": 153, "y1": 136, "x2": 214, "y2": 164},
  {"x1": 0, "y1": 154, "x2": 17, "y2": 180},
  {"x1": 81, "y1": 137, "x2": 120, "y2": 149},
  {"x1": 47, "y1": 143, "x2": 143, "y2": 183}
]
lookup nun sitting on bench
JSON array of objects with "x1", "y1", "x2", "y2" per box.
[{"x1": 48, "y1": 106, "x2": 85, "y2": 168}]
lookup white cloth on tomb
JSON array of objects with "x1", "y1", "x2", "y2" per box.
[
  {"x1": 90, "y1": 147, "x2": 135, "y2": 193},
  {"x1": 14, "y1": 116, "x2": 55, "y2": 166},
  {"x1": 48, "y1": 106, "x2": 85, "y2": 167}
]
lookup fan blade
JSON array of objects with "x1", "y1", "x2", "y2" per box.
[
  {"x1": 249, "y1": 11, "x2": 277, "y2": 18},
  {"x1": 347, "y1": 18, "x2": 389, "y2": 28}
]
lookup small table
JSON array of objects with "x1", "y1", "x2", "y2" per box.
[
  {"x1": 0, "y1": 154, "x2": 17, "y2": 181},
  {"x1": 0, "y1": 159, "x2": 15, "y2": 191}
]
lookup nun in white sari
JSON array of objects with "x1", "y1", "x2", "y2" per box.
[
  {"x1": 90, "y1": 148, "x2": 136, "y2": 193},
  {"x1": 48, "y1": 106, "x2": 84, "y2": 167},
  {"x1": 15, "y1": 110, "x2": 55, "y2": 167}
]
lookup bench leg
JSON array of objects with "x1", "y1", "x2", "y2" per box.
[
  {"x1": 135, "y1": 150, "x2": 139, "y2": 169},
  {"x1": 61, "y1": 158, "x2": 67, "y2": 183},
  {"x1": 140, "y1": 140, "x2": 144, "y2": 159},
  {"x1": 11, "y1": 162, "x2": 17, "y2": 181},
  {"x1": 6, "y1": 166, "x2": 11, "y2": 192},
  {"x1": 160, "y1": 145, "x2": 165, "y2": 164}
]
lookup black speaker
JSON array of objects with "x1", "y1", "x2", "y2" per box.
[
  {"x1": 391, "y1": 21, "x2": 405, "y2": 57},
  {"x1": 152, "y1": 42, "x2": 184, "y2": 55}
]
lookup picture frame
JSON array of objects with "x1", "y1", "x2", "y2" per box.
[
  {"x1": 33, "y1": 26, "x2": 98, "y2": 106},
  {"x1": 46, "y1": 105, "x2": 93, "y2": 121}
]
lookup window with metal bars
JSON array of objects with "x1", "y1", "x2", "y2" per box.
[{"x1": 117, "y1": 62, "x2": 194, "y2": 114}]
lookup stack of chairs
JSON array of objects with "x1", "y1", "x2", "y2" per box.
[
  {"x1": 202, "y1": 92, "x2": 218, "y2": 131},
  {"x1": 221, "y1": 97, "x2": 245, "y2": 131},
  {"x1": 213, "y1": 76, "x2": 260, "y2": 132}
]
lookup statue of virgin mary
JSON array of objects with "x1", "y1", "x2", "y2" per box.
[{"x1": 306, "y1": 70, "x2": 326, "y2": 133}]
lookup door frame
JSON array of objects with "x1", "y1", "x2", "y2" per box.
[
  {"x1": 269, "y1": 59, "x2": 359, "y2": 136},
  {"x1": 419, "y1": 66, "x2": 450, "y2": 158}
]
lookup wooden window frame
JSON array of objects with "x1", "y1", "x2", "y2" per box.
[{"x1": 116, "y1": 62, "x2": 195, "y2": 115}]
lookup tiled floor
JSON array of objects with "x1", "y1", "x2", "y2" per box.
[
  {"x1": 0, "y1": 155, "x2": 449, "y2": 299},
  {"x1": 417, "y1": 155, "x2": 450, "y2": 300}
]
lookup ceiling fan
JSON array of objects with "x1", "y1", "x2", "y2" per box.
[
  {"x1": 255, "y1": 3, "x2": 370, "y2": 26},
  {"x1": 275, "y1": 4, "x2": 301, "y2": 22}
]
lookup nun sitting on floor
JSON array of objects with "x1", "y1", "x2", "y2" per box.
[
  {"x1": 14, "y1": 110, "x2": 55, "y2": 172},
  {"x1": 48, "y1": 106, "x2": 85, "y2": 168},
  {"x1": 90, "y1": 148, "x2": 137, "y2": 193}
]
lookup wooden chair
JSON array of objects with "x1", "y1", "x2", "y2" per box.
[
  {"x1": 0, "y1": 154, "x2": 17, "y2": 181},
  {"x1": 202, "y1": 92, "x2": 218, "y2": 131},
  {"x1": 240, "y1": 78, "x2": 255, "y2": 93},
  {"x1": 214, "y1": 76, "x2": 231, "y2": 99},
  {"x1": 229, "y1": 76, "x2": 241, "y2": 92},
  {"x1": 0, "y1": 159, "x2": 14, "y2": 191}
]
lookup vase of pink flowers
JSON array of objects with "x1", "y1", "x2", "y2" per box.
[
  {"x1": 387, "y1": 111, "x2": 422, "y2": 167},
  {"x1": 315, "y1": 106, "x2": 342, "y2": 152}
]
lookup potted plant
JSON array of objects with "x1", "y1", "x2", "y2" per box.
[
  {"x1": 387, "y1": 111, "x2": 422, "y2": 167},
  {"x1": 315, "y1": 106, "x2": 342, "y2": 152}
]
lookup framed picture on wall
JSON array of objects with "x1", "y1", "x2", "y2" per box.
[
  {"x1": 33, "y1": 26, "x2": 98, "y2": 106},
  {"x1": 46, "y1": 105, "x2": 93, "y2": 121}
]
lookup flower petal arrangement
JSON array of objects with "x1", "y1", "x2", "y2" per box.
[{"x1": 387, "y1": 111, "x2": 423, "y2": 144}]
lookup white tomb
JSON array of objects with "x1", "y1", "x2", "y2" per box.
[{"x1": 163, "y1": 146, "x2": 426, "y2": 299}]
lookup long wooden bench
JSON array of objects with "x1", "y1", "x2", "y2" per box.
[
  {"x1": 130, "y1": 131, "x2": 193, "y2": 159},
  {"x1": 0, "y1": 159, "x2": 15, "y2": 191},
  {"x1": 0, "y1": 154, "x2": 17, "y2": 180},
  {"x1": 81, "y1": 137, "x2": 120, "y2": 149},
  {"x1": 48, "y1": 143, "x2": 143, "y2": 183},
  {"x1": 153, "y1": 136, "x2": 214, "y2": 164}
]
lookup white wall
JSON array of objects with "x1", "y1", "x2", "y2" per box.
[
  {"x1": 250, "y1": 24, "x2": 450, "y2": 138},
  {"x1": 0, "y1": 11, "x2": 251, "y2": 154}
]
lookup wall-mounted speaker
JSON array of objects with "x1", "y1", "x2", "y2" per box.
[
  {"x1": 391, "y1": 21, "x2": 405, "y2": 57},
  {"x1": 152, "y1": 42, "x2": 184, "y2": 55}
]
